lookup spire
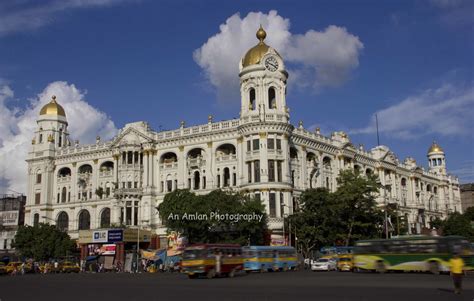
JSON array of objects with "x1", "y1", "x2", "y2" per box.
[{"x1": 256, "y1": 25, "x2": 267, "y2": 44}]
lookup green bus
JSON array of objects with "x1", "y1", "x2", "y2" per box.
[{"x1": 354, "y1": 236, "x2": 473, "y2": 274}]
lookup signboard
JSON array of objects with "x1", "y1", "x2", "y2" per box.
[
  {"x1": 100, "y1": 244, "x2": 116, "y2": 255},
  {"x1": 93, "y1": 230, "x2": 108, "y2": 243},
  {"x1": 0, "y1": 211, "x2": 19, "y2": 226},
  {"x1": 107, "y1": 229, "x2": 123, "y2": 242}
]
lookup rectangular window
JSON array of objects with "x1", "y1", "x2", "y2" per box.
[
  {"x1": 276, "y1": 139, "x2": 281, "y2": 150},
  {"x1": 277, "y1": 161, "x2": 282, "y2": 182},
  {"x1": 233, "y1": 173, "x2": 236, "y2": 186},
  {"x1": 35, "y1": 193, "x2": 41, "y2": 205},
  {"x1": 167, "y1": 180, "x2": 172, "y2": 192},
  {"x1": 253, "y1": 139, "x2": 260, "y2": 151},
  {"x1": 217, "y1": 175, "x2": 221, "y2": 188},
  {"x1": 267, "y1": 138, "x2": 274, "y2": 150},
  {"x1": 36, "y1": 174, "x2": 42, "y2": 184},
  {"x1": 268, "y1": 160, "x2": 275, "y2": 182},
  {"x1": 134, "y1": 182, "x2": 138, "y2": 188},
  {"x1": 127, "y1": 182, "x2": 132, "y2": 189},
  {"x1": 255, "y1": 193, "x2": 260, "y2": 201},
  {"x1": 269, "y1": 193, "x2": 276, "y2": 217},
  {"x1": 203, "y1": 177, "x2": 206, "y2": 189},
  {"x1": 160, "y1": 181, "x2": 164, "y2": 192},
  {"x1": 247, "y1": 140, "x2": 251, "y2": 152},
  {"x1": 280, "y1": 192, "x2": 284, "y2": 217},
  {"x1": 174, "y1": 180, "x2": 178, "y2": 190},
  {"x1": 248, "y1": 163, "x2": 252, "y2": 183},
  {"x1": 254, "y1": 160, "x2": 260, "y2": 182}
]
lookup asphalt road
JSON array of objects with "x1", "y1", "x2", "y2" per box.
[{"x1": 0, "y1": 270, "x2": 472, "y2": 301}]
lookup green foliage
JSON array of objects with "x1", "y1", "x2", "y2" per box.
[
  {"x1": 441, "y1": 212, "x2": 474, "y2": 241},
  {"x1": 158, "y1": 189, "x2": 267, "y2": 245},
  {"x1": 289, "y1": 170, "x2": 384, "y2": 256},
  {"x1": 13, "y1": 223, "x2": 76, "y2": 261},
  {"x1": 463, "y1": 207, "x2": 474, "y2": 221}
]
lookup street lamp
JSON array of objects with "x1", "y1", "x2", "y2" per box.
[{"x1": 282, "y1": 204, "x2": 292, "y2": 247}]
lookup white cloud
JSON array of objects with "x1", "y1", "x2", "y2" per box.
[
  {"x1": 193, "y1": 10, "x2": 363, "y2": 103},
  {"x1": 0, "y1": 81, "x2": 117, "y2": 194},
  {"x1": 0, "y1": 0, "x2": 131, "y2": 36},
  {"x1": 351, "y1": 83, "x2": 474, "y2": 139}
]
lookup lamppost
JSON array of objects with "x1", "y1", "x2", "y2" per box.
[
  {"x1": 376, "y1": 180, "x2": 391, "y2": 239},
  {"x1": 282, "y1": 204, "x2": 292, "y2": 247}
]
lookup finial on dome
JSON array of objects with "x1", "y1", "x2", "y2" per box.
[
  {"x1": 52, "y1": 95, "x2": 57, "y2": 102},
  {"x1": 256, "y1": 25, "x2": 267, "y2": 43}
]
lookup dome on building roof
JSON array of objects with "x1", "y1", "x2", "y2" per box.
[
  {"x1": 242, "y1": 26, "x2": 282, "y2": 68},
  {"x1": 39, "y1": 96, "x2": 66, "y2": 117},
  {"x1": 428, "y1": 141, "x2": 443, "y2": 154}
]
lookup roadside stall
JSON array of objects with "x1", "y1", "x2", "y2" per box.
[{"x1": 78, "y1": 228, "x2": 151, "y2": 272}]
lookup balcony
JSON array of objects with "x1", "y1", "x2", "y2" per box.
[
  {"x1": 160, "y1": 162, "x2": 178, "y2": 169},
  {"x1": 57, "y1": 175, "x2": 71, "y2": 183},
  {"x1": 188, "y1": 157, "x2": 206, "y2": 168},
  {"x1": 114, "y1": 188, "x2": 143, "y2": 198},
  {"x1": 99, "y1": 170, "x2": 113, "y2": 177},
  {"x1": 216, "y1": 154, "x2": 237, "y2": 162}
]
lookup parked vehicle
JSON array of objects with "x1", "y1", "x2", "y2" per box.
[
  {"x1": 311, "y1": 258, "x2": 337, "y2": 271},
  {"x1": 61, "y1": 261, "x2": 80, "y2": 273},
  {"x1": 181, "y1": 244, "x2": 243, "y2": 279},
  {"x1": 337, "y1": 254, "x2": 354, "y2": 271},
  {"x1": 243, "y1": 246, "x2": 297, "y2": 272}
]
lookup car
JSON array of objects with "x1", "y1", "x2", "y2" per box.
[
  {"x1": 0, "y1": 262, "x2": 6, "y2": 275},
  {"x1": 337, "y1": 255, "x2": 354, "y2": 272},
  {"x1": 61, "y1": 262, "x2": 80, "y2": 273},
  {"x1": 311, "y1": 258, "x2": 337, "y2": 271},
  {"x1": 5, "y1": 262, "x2": 22, "y2": 274}
]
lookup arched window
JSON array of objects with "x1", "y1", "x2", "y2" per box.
[
  {"x1": 249, "y1": 88, "x2": 256, "y2": 110},
  {"x1": 323, "y1": 157, "x2": 332, "y2": 169},
  {"x1": 401, "y1": 178, "x2": 407, "y2": 187},
  {"x1": 193, "y1": 171, "x2": 200, "y2": 190},
  {"x1": 100, "y1": 208, "x2": 111, "y2": 228},
  {"x1": 33, "y1": 213, "x2": 40, "y2": 226},
  {"x1": 57, "y1": 211, "x2": 69, "y2": 231},
  {"x1": 366, "y1": 168, "x2": 372, "y2": 175},
  {"x1": 61, "y1": 187, "x2": 67, "y2": 203},
  {"x1": 58, "y1": 128, "x2": 62, "y2": 147},
  {"x1": 268, "y1": 87, "x2": 276, "y2": 109},
  {"x1": 58, "y1": 167, "x2": 72, "y2": 177},
  {"x1": 78, "y1": 210, "x2": 91, "y2": 230}
]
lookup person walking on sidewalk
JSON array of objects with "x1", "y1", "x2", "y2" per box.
[{"x1": 449, "y1": 253, "x2": 465, "y2": 294}]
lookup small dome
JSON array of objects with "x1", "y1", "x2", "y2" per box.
[
  {"x1": 428, "y1": 141, "x2": 443, "y2": 154},
  {"x1": 242, "y1": 26, "x2": 281, "y2": 68},
  {"x1": 39, "y1": 96, "x2": 66, "y2": 117}
]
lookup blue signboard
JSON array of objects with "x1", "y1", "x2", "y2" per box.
[{"x1": 107, "y1": 229, "x2": 123, "y2": 242}]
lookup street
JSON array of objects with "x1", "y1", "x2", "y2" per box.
[{"x1": 0, "y1": 270, "x2": 472, "y2": 301}]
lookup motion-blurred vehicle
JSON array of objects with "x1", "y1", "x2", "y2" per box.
[
  {"x1": 354, "y1": 235, "x2": 473, "y2": 273},
  {"x1": 311, "y1": 258, "x2": 337, "y2": 271},
  {"x1": 337, "y1": 254, "x2": 354, "y2": 271},
  {"x1": 181, "y1": 244, "x2": 243, "y2": 279},
  {"x1": 243, "y1": 246, "x2": 297, "y2": 272},
  {"x1": 5, "y1": 262, "x2": 32, "y2": 274}
]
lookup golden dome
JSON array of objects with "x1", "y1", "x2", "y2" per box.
[
  {"x1": 242, "y1": 26, "x2": 270, "y2": 67},
  {"x1": 39, "y1": 96, "x2": 66, "y2": 117},
  {"x1": 428, "y1": 141, "x2": 444, "y2": 153}
]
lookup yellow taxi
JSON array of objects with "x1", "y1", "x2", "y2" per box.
[
  {"x1": 0, "y1": 262, "x2": 6, "y2": 275},
  {"x1": 336, "y1": 254, "x2": 354, "y2": 272},
  {"x1": 5, "y1": 262, "x2": 22, "y2": 274},
  {"x1": 61, "y1": 262, "x2": 80, "y2": 273}
]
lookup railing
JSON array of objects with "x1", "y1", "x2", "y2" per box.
[
  {"x1": 156, "y1": 119, "x2": 241, "y2": 140},
  {"x1": 188, "y1": 158, "x2": 206, "y2": 168}
]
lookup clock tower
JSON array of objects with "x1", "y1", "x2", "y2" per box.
[{"x1": 239, "y1": 26, "x2": 289, "y2": 122}]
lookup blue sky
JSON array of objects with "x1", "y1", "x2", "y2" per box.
[{"x1": 0, "y1": 0, "x2": 473, "y2": 193}]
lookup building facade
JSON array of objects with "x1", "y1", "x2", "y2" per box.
[
  {"x1": 460, "y1": 183, "x2": 474, "y2": 212},
  {"x1": 0, "y1": 194, "x2": 26, "y2": 253},
  {"x1": 25, "y1": 27, "x2": 462, "y2": 241}
]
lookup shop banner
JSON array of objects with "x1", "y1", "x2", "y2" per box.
[
  {"x1": 93, "y1": 230, "x2": 108, "y2": 243},
  {"x1": 107, "y1": 229, "x2": 123, "y2": 242},
  {"x1": 100, "y1": 244, "x2": 116, "y2": 255},
  {"x1": 0, "y1": 211, "x2": 19, "y2": 226}
]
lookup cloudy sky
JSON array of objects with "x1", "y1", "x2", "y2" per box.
[{"x1": 0, "y1": 0, "x2": 473, "y2": 194}]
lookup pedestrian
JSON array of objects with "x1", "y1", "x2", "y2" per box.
[
  {"x1": 449, "y1": 253, "x2": 465, "y2": 294},
  {"x1": 20, "y1": 262, "x2": 25, "y2": 275}
]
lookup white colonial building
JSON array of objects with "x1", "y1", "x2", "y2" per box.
[{"x1": 25, "y1": 27, "x2": 462, "y2": 241}]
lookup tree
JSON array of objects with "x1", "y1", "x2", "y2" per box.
[
  {"x1": 440, "y1": 212, "x2": 474, "y2": 241},
  {"x1": 288, "y1": 188, "x2": 338, "y2": 258},
  {"x1": 158, "y1": 189, "x2": 267, "y2": 245},
  {"x1": 13, "y1": 223, "x2": 76, "y2": 261},
  {"x1": 332, "y1": 170, "x2": 383, "y2": 246}
]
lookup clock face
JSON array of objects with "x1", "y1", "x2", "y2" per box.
[{"x1": 265, "y1": 56, "x2": 279, "y2": 72}]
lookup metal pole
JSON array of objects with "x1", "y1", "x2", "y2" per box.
[
  {"x1": 283, "y1": 215, "x2": 286, "y2": 246},
  {"x1": 288, "y1": 218, "x2": 292, "y2": 247},
  {"x1": 384, "y1": 186, "x2": 388, "y2": 239}
]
